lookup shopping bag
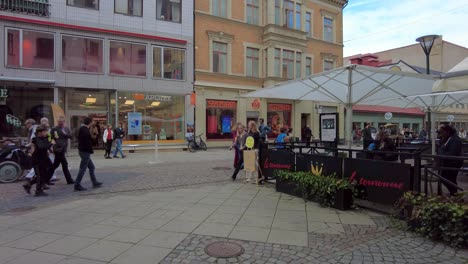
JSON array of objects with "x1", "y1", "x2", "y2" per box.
[{"x1": 243, "y1": 150, "x2": 256, "y2": 172}]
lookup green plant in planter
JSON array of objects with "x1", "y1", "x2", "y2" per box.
[
  {"x1": 275, "y1": 170, "x2": 355, "y2": 208},
  {"x1": 395, "y1": 191, "x2": 468, "y2": 248}
]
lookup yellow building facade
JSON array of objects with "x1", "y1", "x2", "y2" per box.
[{"x1": 195, "y1": 0, "x2": 348, "y2": 146}]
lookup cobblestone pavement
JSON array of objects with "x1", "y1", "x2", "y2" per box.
[{"x1": 0, "y1": 149, "x2": 467, "y2": 264}]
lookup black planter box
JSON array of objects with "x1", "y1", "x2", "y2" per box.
[
  {"x1": 334, "y1": 189, "x2": 353, "y2": 211},
  {"x1": 276, "y1": 178, "x2": 304, "y2": 198}
]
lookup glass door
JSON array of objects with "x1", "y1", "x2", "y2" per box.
[{"x1": 68, "y1": 110, "x2": 108, "y2": 149}]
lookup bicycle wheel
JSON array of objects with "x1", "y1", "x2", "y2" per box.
[
  {"x1": 188, "y1": 141, "x2": 197, "y2": 152},
  {"x1": 200, "y1": 141, "x2": 207, "y2": 151},
  {"x1": 0, "y1": 161, "x2": 22, "y2": 183}
]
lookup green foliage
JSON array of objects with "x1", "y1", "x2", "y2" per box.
[
  {"x1": 396, "y1": 192, "x2": 468, "y2": 248},
  {"x1": 276, "y1": 170, "x2": 354, "y2": 207}
]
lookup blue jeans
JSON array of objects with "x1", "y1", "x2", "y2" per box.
[
  {"x1": 75, "y1": 151, "x2": 98, "y2": 187},
  {"x1": 113, "y1": 138, "x2": 125, "y2": 157}
]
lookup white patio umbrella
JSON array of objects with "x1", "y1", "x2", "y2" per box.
[
  {"x1": 241, "y1": 64, "x2": 437, "y2": 147},
  {"x1": 433, "y1": 56, "x2": 468, "y2": 92},
  {"x1": 360, "y1": 90, "x2": 468, "y2": 154}
]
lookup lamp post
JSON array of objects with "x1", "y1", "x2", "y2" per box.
[{"x1": 416, "y1": 34, "x2": 439, "y2": 154}]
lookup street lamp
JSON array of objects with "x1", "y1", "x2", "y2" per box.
[{"x1": 416, "y1": 34, "x2": 440, "y2": 74}]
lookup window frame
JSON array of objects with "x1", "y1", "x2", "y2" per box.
[
  {"x1": 108, "y1": 39, "x2": 148, "y2": 78},
  {"x1": 156, "y1": 0, "x2": 182, "y2": 23},
  {"x1": 282, "y1": 49, "x2": 294, "y2": 79},
  {"x1": 4, "y1": 27, "x2": 56, "y2": 71},
  {"x1": 152, "y1": 45, "x2": 186, "y2": 81},
  {"x1": 246, "y1": 47, "x2": 260, "y2": 78},
  {"x1": 66, "y1": 0, "x2": 100, "y2": 10},
  {"x1": 295, "y1": 52, "x2": 301, "y2": 79},
  {"x1": 295, "y1": 3, "x2": 301, "y2": 30},
  {"x1": 212, "y1": 41, "x2": 228, "y2": 74},
  {"x1": 305, "y1": 56, "x2": 312, "y2": 76},
  {"x1": 323, "y1": 59, "x2": 334, "y2": 71},
  {"x1": 283, "y1": 0, "x2": 294, "y2": 29},
  {"x1": 60, "y1": 34, "x2": 104, "y2": 74},
  {"x1": 246, "y1": 0, "x2": 259, "y2": 25},
  {"x1": 305, "y1": 11, "x2": 312, "y2": 37},
  {"x1": 114, "y1": 0, "x2": 143, "y2": 17},
  {"x1": 212, "y1": 0, "x2": 227, "y2": 18},
  {"x1": 323, "y1": 16, "x2": 334, "y2": 42}
]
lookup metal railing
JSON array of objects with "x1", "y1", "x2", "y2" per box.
[{"x1": 0, "y1": 0, "x2": 50, "y2": 17}]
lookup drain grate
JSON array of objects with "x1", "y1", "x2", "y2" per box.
[
  {"x1": 8, "y1": 206, "x2": 36, "y2": 213},
  {"x1": 205, "y1": 241, "x2": 245, "y2": 258},
  {"x1": 212, "y1": 167, "x2": 232, "y2": 171}
]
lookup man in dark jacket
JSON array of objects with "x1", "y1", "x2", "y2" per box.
[
  {"x1": 438, "y1": 124, "x2": 463, "y2": 196},
  {"x1": 50, "y1": 116, "x2": 74, "y2": 184},
  {"x1": 74, "y1": 117, "x2": 102, "y2": 191}
]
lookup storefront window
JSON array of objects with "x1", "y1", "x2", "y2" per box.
[
  {"x1": 267, "y1": 103, "x2": 291, "y2": 137},
  {"x1": 153, "y1": 46, "x2": 185, "y2": 80},
  {"x1": 206, "y1": 100, "x2": 237, "y2": 140},
  {"x1": 109, "y1": 41, "x2": 146, "y2": 77},
  {"x1": 62, "y1": 35, "x2": 103, "y2": 73},
  {"x1": 117, "y1": 92, "x2": 185, "y2": 141},
  {"x1": 6, "y1": 28, "x2": 55, "y2": 70},
  {"x1": 0, "y1": 86, "x2": 54, "y2": 139}
]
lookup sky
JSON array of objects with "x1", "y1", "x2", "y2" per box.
[{"x1": 343, "y1": 0, "x2": 468, "y2": 57}]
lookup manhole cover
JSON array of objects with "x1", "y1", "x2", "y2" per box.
[
  {"x1": 8, "y1": 206, "x2": 36, "y2": 213},
  {"x1": 205, "y1": 242, "x2": 244, "y2": 258},
  {"x1": 212, "y1": 167, "x2": 232, "y2": 170}
]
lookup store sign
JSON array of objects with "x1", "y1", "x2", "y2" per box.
[
  {"x1": 447, "y1": 115, "x2": 455, "y2": 122},
  {"x1": 344, "y1": 158, "x2": 411, "y2": 205},
  {"x1": 6, "y1": 114, "x2": 21, "y2": 128},
  {"x1": 251, "y1": 99, "x2": 261, "y2": 110},
  {"x1": 0, "y1": 88, "x2": 8, "y2": 98},
  {"x1": 384, "y1": 112, "x2": 393, "y2": 120},
  {"x1": 268, "y1": 103, "x2": 291, "y2": 111},
  {"x1": 145, "y1": 95, "x2": 172, "y2": 102},
  {"x1": 207, "y1": 100, "x2": 237, "y2": 109},
  {"x1": 262, "y1": 150, "x2": 294, "y2": 180}
]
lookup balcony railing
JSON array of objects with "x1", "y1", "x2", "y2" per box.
[{"x1": 0, "y1": 0, "x2": 50, "y2": 17}]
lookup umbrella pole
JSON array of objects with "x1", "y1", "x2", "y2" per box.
[
  {"x1": 431, "y1": 111, "x2": 436, "y2": 155},
  {"x1": 346, "y1": 106, "x2": 353, "y2": 149}
]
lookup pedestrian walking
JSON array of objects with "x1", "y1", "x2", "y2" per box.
[
  {"x1": 231, "y1": 122, "x2": 242, "y2": 168},
  {"x1": 103, "y1": 124, "x2": 114, "y2": 159},
  {"x1": 50, "y1": 116, "x2": 74, "y2": 184},
  {"x1": 230, "y1": 124, "x2": 247, "y2": 181},
  {"x1": 23, "y1": 125, "x2": 53, "y2": 196},
  {"x1": 113, "y1": 122, "x2": 126, "y2": 158},
  {"x1": 74, "y1": 117, "x2": 103, "y2": 191},
  {"x1": 438, "y1": 124, "x2": 463, "y2": 196}
]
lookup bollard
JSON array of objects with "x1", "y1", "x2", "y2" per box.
[{"x1": 148, "y1": 134, "x2": 161, "y2": 164}]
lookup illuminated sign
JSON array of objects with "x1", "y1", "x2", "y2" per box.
[
  {"x1": 0, "y1": 89, "x2": 8, "y2": 98},
  {"x1": 206, "y1": 100, "x2": 237, "y2": 109},
  {"x1": 145, "y1": 95, "x2": 172, "y2": 101},
  {"x1": 268, "y1": 103, "x2": 291, "y2": 111},
  {"x1": 251, "y1": 99, "x2": 260, "y2": 110}
]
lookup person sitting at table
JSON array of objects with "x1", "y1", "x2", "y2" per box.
[
  {"x1": 275, "y1": 128, "x2": 288, "y2": 149},
  {"x1": 374, "y1": 131, "x2": 397, "y2": 161}
]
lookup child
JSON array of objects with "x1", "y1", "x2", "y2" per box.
[{"x1": 23, "y1": 125, "x2": 54, "y2": 196}]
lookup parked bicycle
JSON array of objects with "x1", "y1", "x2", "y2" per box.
[
  {"x1": 186, "y1": 133, "x2": 207, "y2": 152},
  {"x1": 0, "y1": 142, "x2": 32, "y2": 183}
]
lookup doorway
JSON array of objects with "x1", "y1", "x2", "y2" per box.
[
  {"x1": 246, "y1": 111, "x2": 259, "y2": 126},
  {"x1": 68, "y1": 111, "x2": 108, "y2": 149},
  {"x1": 301, "y1": 113, "x2": 310, "y2": 139}
]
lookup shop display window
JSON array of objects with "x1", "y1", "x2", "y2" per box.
[
  {"x1": 0, "y1": 86, "x2": 54, "y2": 139},
  {"x1": 6, "y1": 28, "x2": 54, "y2": 70},
  {"x1": 117, "y1": 92, "x2": 185, "y2": 141},
  {"x1": 206, "y1": 100, "x2": 237, "y2": 140},
  {"x1": 62, "y1": 35, "x2": 103, "y2": 73},
  {"x1": 153, "y1": 46, "x2": 185, "y2": 80},
  {"x1": 109, "y1": 41, "x2": 146, "y2": 77},
  {"x1": 267, "y1": 103, "x2": 291, "y2": 138}
]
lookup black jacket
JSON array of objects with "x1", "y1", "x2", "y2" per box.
[
  {"x1": 439, "y1": 135, "x2": 463, "y2": 168},
  {"x1": 114, "y1": 127, "x2": 125, "y2": 139},
  {"x1": 78, "y1": 125, "x2": 94, "y2": 154},
  {"x1": 50, "y1": 126, "x2": 72, "y2": 153},
  {"x1": 32, "y1": 137, "x2": 52, "y2": 164}
]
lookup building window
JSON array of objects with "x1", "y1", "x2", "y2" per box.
[
  {"x1": 305, "y1": 12, "x2": 312, "y2": 37},
  {"x1": 212, "y1": 0, "x2": 227, "y2": 17},
  {"x1": 264, "y1": 48, "x2": 268, "y2": 77},
  {"x1": 61, "y1": 35, "x2": 103, "y2": 73},
  {"x1": 268, "y1": 103, "x2": 292, "y2": 137},
  {"x1": 156, "y1": 0, "x2": 181, "y2": 23},
  {"x1": 246, "y1": 47, "x2": 259, "y2": 77},
  {"x1": 323, "y1": 17, "x2": 333, "y2": 42},
  {"x1": 282, "y1": 50, "x2": 294, "y2": 79},
  {"x1": 109, "y1": 41, "x2": 146, "y2": 77},
  {"x1": 283, "y1": 0, "x2": 294, "y2": 28},
  {"x1": 115, "y1": 0, "x2": 142, "y2": 16},
  {"x1": 153, "y1": 46, "x2": 185, "y2": 80},
  {"x1": 206, "y1": 100, "x2": 237, "y2": 140},
  {"x1": 212, "y1": 41, "x2": 227, "y2": 73},
  {"x1": 67, "y1": 0, "x2": 99, "y2": 10},
  {"x1": 274, "y1": 48, "x2": 281, "y2": 77},
  {"x1": 306, "y1": 57, "x2": 312, "y2": 76},
  {"x1": 275, "y1": 0, "x2": 281, "y2": 25},
  {"x1": 295, "y1": 3, "x2": 301, "y2": 30},
  {"x1": 323, "y1": 60, "x2": 334, "y2": 71},
  {"x1": 246, "y1": 0, "x2": 259, "y2": 25},
  {"x1": 295, "y1": 52, "x2": 301, "y2": 79},
  {"x1": 6, "y1": 28, "x2": 54, "y2": 70}
]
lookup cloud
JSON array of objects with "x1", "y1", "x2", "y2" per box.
[{"x1": 343, "y1": 0, "x2": 468, "y2": 57}]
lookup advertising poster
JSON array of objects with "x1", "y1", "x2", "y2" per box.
[
  {"x1": 222, "y1": 116, "x2": 232, "y2": 133},
  {"x1": 320, "y1": 113, "x2": 338, "y2": 142},
  {"x1": 343, "y1": 158, "x2": 411, "y2": 205},
  {"x1": 295, "y1": 154, "x2": 342, "y2": 177},
  {"x1": 128, "y1": 112, "x2": 142, "y2": 135},
  {"x1": 262, "y1": 150, "x2": 294, "y2": 180}
]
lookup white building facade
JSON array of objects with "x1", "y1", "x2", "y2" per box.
[{"x1": 0, "y1": 0, "x2": 193, "y2": 146}]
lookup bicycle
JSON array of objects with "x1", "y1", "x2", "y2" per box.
[{"x1": 186, "y1": 133, "x2": 207, "y2": 152}]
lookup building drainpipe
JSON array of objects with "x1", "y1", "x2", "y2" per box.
[{"x1": 192, "y1": 0, "x2": 196, "y2": 135}]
